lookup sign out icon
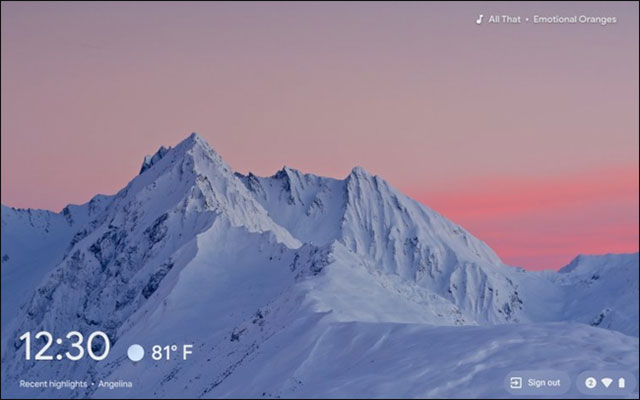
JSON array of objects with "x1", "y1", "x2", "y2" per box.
[{"x1": 510, "y1": 377, "x2": 523, "y2": 389}]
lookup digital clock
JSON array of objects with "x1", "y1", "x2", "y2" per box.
[{"x1": 19, "y1": 331, "x2": 110, "y2": 361}]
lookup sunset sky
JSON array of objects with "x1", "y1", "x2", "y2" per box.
[{"x1": 1, "y1": 2, "x2": 638, "y2": 270}]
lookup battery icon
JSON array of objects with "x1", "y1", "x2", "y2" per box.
[{"x1": 618, "y1": 377, "x2": 625, "y2": 389}]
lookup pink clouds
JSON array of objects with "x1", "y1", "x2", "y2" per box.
[{"x1": 413, "y1": 166, "x2": 639, "y2": 270}]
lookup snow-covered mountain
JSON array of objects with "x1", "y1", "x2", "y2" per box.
[
  {"x1": 553, "y1": 253, "x2": 639, "y2": 336},
  {"x1": 1, "y1": 133, "x2": 638, "y2": 399},
  {"x1": 235, "y1": 164, "x2": 526, "y2": 326},
  {"x1": 1, "y1": 196, "x2": 111, "y2": 344}
]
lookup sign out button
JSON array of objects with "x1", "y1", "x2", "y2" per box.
[{"x1": 505, "y1": 370, "x2": 571, "y2": 396}]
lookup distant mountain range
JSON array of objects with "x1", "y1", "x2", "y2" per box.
[{"x1": 1, "y1": 133, "x2": 637, "y2": 398}]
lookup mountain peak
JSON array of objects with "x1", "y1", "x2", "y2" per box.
[
  {"x1": 348, "y1": 166, "x2": 372, "y2": 179},
  {"x1": 138, "y1": 133, "x2": 228, "y2": 178},
  {"x1": 273, "y1": 165, "x2": 303, "y2": 180},
  {"x1": 184, "y1": 131, "x2": 207, "y2": 146},
  {"x1": 175, "y1": 132, "x2": 216, "y2": 153}
]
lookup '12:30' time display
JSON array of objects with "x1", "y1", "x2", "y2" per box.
[{"x1": 19, "y1": 331, "x2": 110, "y2": 361}]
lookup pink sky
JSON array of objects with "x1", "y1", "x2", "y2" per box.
[
  {"x1": 1, "y1": 2, "x2": 638, "y2": 270},
  {"x1": 415, "y1": 165, "x2": 639, "y2": 269}
]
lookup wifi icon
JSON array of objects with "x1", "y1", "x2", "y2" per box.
[{"x1": 601, "y1": 377, "x2": 613, "y2": 388}]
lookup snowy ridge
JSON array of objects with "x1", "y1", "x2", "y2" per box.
[
  {"x1": 239, "y1": 163, "x2": 524, "y2": 325},
  {"x1": 553, "y1": 253, "x2": 639, "y2": 336},
  {"x1": 140, "y1": 145, "x2": 170, "y2": 174},
  {"x1": 339, "y1": 166, "x2": 523, "y2": 324},
  {"x1": 235, "y1": 166, "x2": 345, "y2": 246},
  {"x1": 1, "y1": 133, "x2": 637, "y2": 398}
]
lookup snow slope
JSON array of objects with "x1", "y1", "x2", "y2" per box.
[
  {"x1": 1, "y1": 206, "x2": 75, "y2": 341},
  {"x1": 552, "y1": 253, "x2": 639, "y2": 336},
  {"x1": 1, "y1": 133, "x2": 637, "y2": 399},
  {"x1": 0, "y1": 194, "x2": 111, "y2": 342},
  {"x1": 201, "y1": 321, "x2": 638, "y2": 399}
]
